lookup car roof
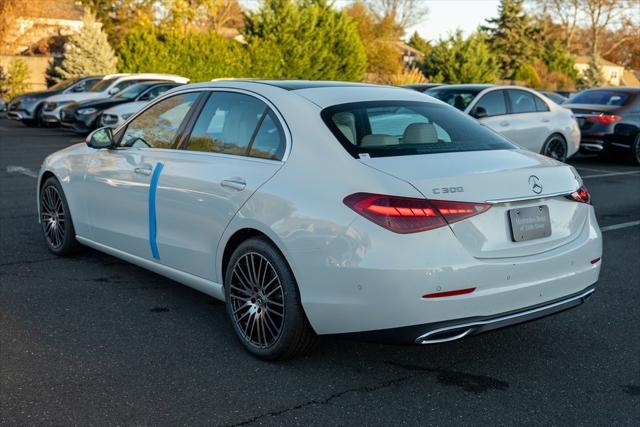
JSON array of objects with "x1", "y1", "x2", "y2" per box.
[
  {"x1": 428, "y1": 84, "x2": 495, "y2": 91},
  {"x1": 166, "y1": 79, "x2": 438, "y2": 108}
]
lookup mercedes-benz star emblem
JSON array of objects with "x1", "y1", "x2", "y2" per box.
[{"x1": 529, "y1": 175, "x2": 543, "y2": 194}]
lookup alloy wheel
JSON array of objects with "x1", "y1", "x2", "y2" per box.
[
  {"x1": 229, "y1": 252, "x2": 285, "y2": 349},
  {"x1": 545, "y1": 137, "x2": 566, "y2": 161},
  {"x1": 41, "y1": 185, "x2": 66, "y2": 249}
]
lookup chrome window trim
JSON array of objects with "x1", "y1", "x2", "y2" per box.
[{"x1": 113, "y1": 87, "x2": 293, "y2": 163}]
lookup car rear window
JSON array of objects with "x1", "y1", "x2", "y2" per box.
[
  {"x1": 322, "y1": 101, "x2": 515, "y2": 158},
  {"x1": 570, "y1": 90, "x2": 631, "y2": 106}
]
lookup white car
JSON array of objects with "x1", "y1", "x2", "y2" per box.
[
  {"x1": 38, "y1": 80, "x2": 601, "y2": 360},
  {"x1": 100, "y1": 100, "x2": 154, "y2": 129},
  {"x1": 41, "y1": 73, "x2": 188, "y2": 125},
  {"x1": 425, "y1": 85, "x2": 581, "y2": 162}
]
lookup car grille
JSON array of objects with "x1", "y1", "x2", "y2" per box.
[
  {"x1": 44, "y1": 102, "x2": 57, "y2": 111},
  {"x1": 101, "y1": 114, "x2": 118, "y2": 125},
  {"x1": 60, "y1": 110, "x2": 75, "y2": 123}
]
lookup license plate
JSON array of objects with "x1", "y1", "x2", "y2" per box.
[
  {"x1": 508, "y1": 205, "x2": 551, "y2": 242},
  {"x1": 577, "y1": 118, "x2": 585, "y2": 128}
]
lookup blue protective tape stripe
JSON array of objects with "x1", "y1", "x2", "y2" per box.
[{"x1": 149, "y1": 162, "x2": 164, "y2": 259}]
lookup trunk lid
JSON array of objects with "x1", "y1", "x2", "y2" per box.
[
  {"x1": 563, "y1": 103, "x2": 623, "y2": 131},
  {"x1": 359, "y1": 149, "x2": 587, "y2": 258}
]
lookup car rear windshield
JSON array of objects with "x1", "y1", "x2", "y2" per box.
[
  {"x1": 322, "y1": 101, "x2": 515, "y2": 158},
  {"x1": 570, "y1": 90, "x2": 631, "y2": 106},
  {"x1": 424, "y1": 88, "x2": 483, "y2": 111},
  {"x1": 114, "y1": 83, "x2": 152, "y2": 100}
]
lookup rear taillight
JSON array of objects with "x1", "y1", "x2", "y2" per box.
[
  {"x1": 566, "y1": 185, "x2": 592, "y2": 204},
  {"x1": 343, "y1": 193, "x2": 491, "y2": 233},
  {"x1": 585, "y1": 114, "x2": 621, "y2": 124}
]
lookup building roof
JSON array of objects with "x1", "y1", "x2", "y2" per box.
[{"x1": 575, "y1": 55, "x2": 622, "y2": 68}]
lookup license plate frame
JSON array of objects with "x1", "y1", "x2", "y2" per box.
[{"x1": 508, "y1": 205, "x2": 552, "y2": 242}]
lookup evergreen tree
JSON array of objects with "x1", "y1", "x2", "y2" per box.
[
  {"x1": 6, "y1": 58, "x2": 31, "y2": 100},
  {"x1": 244, "y1": 0, "x2": 366, "y2": 81},
  {"x1": 482, "y1": 0, "x2": 540, "y2": 80},
  {"x1": 423, "y1": 31, "x2": 499, "y2": 84},
  {"x1": 542, "y1": 39, "x2": 577, "y2": 81},
  {"x1": 578, "y1": 54, "x2": 605, "y2": 89},
  {"x1": 48, "y1": 12, "x2": 117, "y2": 83},
  {"x1": 408, "y1": 31, "x2": 430, "y2": 56}
]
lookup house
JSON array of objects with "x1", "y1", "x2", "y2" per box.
[
  {"x1": 1, "y1": 0, "x2": 84, "y2": 55},
  {"x1": 395, "y1": 42, "x2": 425, "y2": 68},
  {"x1": 574, "y1": 56, "x2": 626, "y2": 86}
]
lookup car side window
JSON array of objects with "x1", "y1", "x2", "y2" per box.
[
  {"x1": 507, "y1": 90, "x2": 537, "y2": 114},
  {"x1": 120, "y1": 92, "x2": 199, "y2": 149},
  {"x1": 249, "y1": 111, "x2": 286, "y2": 160},
  {"x1": 185, "y1": 92, "x2": 283, "y2": 159},
  {"x1": 475, "y1": 91, "x2": 507, "y2": 116},
  {"x1": 534, "y1": 95, "x2": 549, "y2": 112},
  {"x1": 111, "y1": 80, "x2": 141, "y2": 94}
]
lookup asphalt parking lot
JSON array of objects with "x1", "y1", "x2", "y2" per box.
[{"x1": 1, "y1": 116, "x2": 639, "y2": 425}]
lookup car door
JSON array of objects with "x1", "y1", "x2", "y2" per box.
[
  {"x1": 84, "y1": 91, "x2": 202, "y2": 259},
  {"x1": 469, "y1": 90, "x2": 514, "y2": 140},
  {"x1": 504, "y1": 89, "x2": 550, "y2": 151},
  {"x1": 150, "y1": 90, "x2": 287, "y2": 282}
]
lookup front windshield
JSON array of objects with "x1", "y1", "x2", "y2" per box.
[
  {"x1": 89, "y1": 77, "x2": 118, "y2": 92},
  {"x1": 114, "y1": 83, "x2": 151, "y2": 100},
  {"x1": 425, "y1": 88, "x2": 483, "y2": 111},
  {"x1": 569, "y1": 90, "x2": 631, "y2": 106},
  {"x1": 322, "y1": 101, "x2": 515, "y2": 158},
  {"x1": 49, "y1": 78, "x2": 75, "y2": 91}
]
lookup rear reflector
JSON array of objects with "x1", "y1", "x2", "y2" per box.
[
  {"x1": 423, "y1": 288, "x2": 476, "y2": 298},
  {"x1": 343, "y1": 193, "x2": 491, "y2": 233},
  {"x1": 591, "y1": 257, "x2": 601, "y2": 264},
  {"x1": 585, "y1": 115, "x2": 621, "y2": 125},
  {"x1": 566, "y1": 185, "x2": 592, "y2": 205}
]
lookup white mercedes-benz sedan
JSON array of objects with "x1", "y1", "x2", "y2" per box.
[
  {"x1": 424, "y1": 84, "x2": 581, "y2": 162},
  {"x1": 38, "y1": 80, "x2": 602, "y2": 360}
]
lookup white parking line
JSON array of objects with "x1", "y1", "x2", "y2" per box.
[
  {"x1": 6, "y1": 166, "x2": 38, "y2": 178},
  {"x1": 601, "y1": 220, "x2": 640, "y2": 232},
  {"x1": 575, "y1": 166, "x2": 617, "y2": 174},
  {"x1": 581, "y1": 171, "x2": 640, "y2": 179}
]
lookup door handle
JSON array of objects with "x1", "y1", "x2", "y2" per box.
[
  {"x1": 134, "y1": 167, "x2": 152, "y2": 176},
  {"x1": 499, "y1": 121, "x2": 510, "y2": 127},
  {"x1": 542, "y1": 118, "x2": 550, "y2": 123},
  {"x1": 221, "y1": 178, "x2": 246, "y2": 191}
]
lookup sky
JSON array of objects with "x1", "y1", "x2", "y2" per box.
[{"x1": 242, "y1": 0, "x2": 502, "y2": 41}]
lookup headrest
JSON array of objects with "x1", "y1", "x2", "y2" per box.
[{"x1": 403, "y1": 123, "x2": 438, "y2": 144}]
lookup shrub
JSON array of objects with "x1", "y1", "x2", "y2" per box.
[{"x1": 5, "y1": 58, "x2": 31, "y2": 100}]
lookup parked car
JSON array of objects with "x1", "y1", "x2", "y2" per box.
[
  {"x1": 99, "y1": 83, "x2": 183, "y2": 129},
  {"x1": 0, "y1": 99, "x2": 6, "y2": 112},
  {"x1": 60, "y1": 81, "x2": 183, "y2": 134},
  {"x1": 5, "y1": 75, "x2": 102, "y2": 126},
  {"x1": 539, "y1": 91, "x2": 568, "y2": 105},
  {"x1": 40, "y1": 74, "x2": 188, "y2": 125},
  {"x1": 38, "y1": 80, "x2": 601, "y2": 360},
  {"x1": 425, "y1": 84, "x2": 580, "y2": 161},
  {"x1": 563, "y1": 87, "x2": 640, "y2": 165},
  {"x1": 402, "y1": 83, "x2": 445, "y2": 93}
]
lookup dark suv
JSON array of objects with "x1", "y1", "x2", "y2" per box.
[{"x1": 564, "y1": 87, "x2": 640, "y2": 164}]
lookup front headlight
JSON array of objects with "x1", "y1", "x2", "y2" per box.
[
  {"x1": 122, "y1": 113, "x2": 133, "y2": 120},
  {"x1": 23, "y1": 96, "x2": 38, "y2": 103},
  {"x1": 77, "y1": 107, "x2": 97, "y2": 115}
]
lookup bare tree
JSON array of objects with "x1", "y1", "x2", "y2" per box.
[
  {"x1": 366, "y1": 0, "x2": 429, "y2": 31},
  {"x1": 534, "y1": 0, "x2": 580, "y2": 47}
]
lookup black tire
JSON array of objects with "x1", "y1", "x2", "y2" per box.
[
  {"x1": 34, "y1": 104, "x2": 45, "y2": 127},
  {"x1": 40, "y1": 176, "x2": 80, "y2": 256},
  {"x1": 630, "y1": 133, "x2": 640, "y2": 166},
  {"x1": 224, "y1": 237, "x2": 316, "y2": 360},
  {"x1": 542, "y1": 134, "x2": 568, "y2": 162}
]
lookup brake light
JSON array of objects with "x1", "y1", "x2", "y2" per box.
[
  {"x1": 566, "y1": 185, "x2": 592, "y2": 205},
  {"x1": 343, "y1": 193, "x2": 491, "y2": 233},
  {"x1": 585, "y1": 115, "x2": 621, "y2": 124}
]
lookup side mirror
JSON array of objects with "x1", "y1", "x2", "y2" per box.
[
  {"x1": 107, "y1": 87, "x2": 119, "y2": 96},
  {"x1": 86, "y1": 127, "x2": 115, "y2": 149},
  {"x1": 72, "y1": 85, "x2": 84, "y2": 92},
  {"x1": 471, "y1": 106, "x2": 488, "y2": 119}
]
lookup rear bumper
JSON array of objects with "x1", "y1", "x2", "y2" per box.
[{"x1": 345, "y1": 285, "x2": 595, "y2": 344}]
